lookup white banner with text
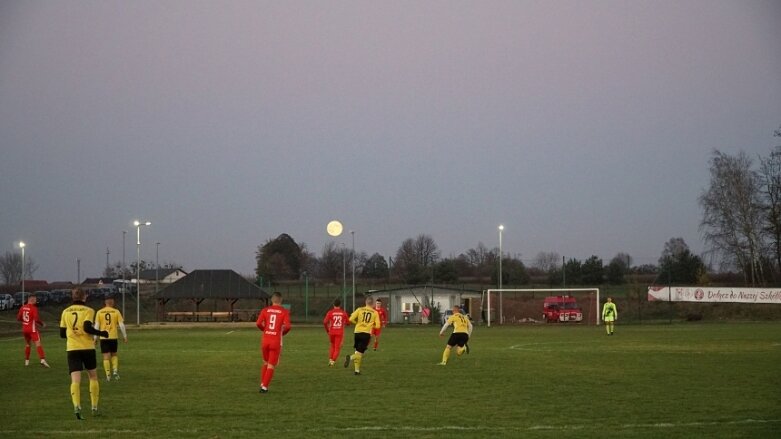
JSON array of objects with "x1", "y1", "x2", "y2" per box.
[{"x1": 647, "y1": 286, "x2": 781, "y2": 304}]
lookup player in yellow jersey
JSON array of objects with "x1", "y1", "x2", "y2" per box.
[
  {"x1": 94, "y1": 295, "x2": 128, "y2": 381},
  {"x1": 343, "y1": 295, "x2": 380, "y2": 375},
  {"x1": 60, "y1": 289, "x2": 108, "y2": 420},
  {"x1": 438, "y1": 305, "x2": 473, "y2": 365},
  {"x1": 602, "y1": 297, "x2": 618, "y2": 335}
]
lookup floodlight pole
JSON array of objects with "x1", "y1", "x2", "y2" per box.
[
  {"x1": 351, "y1": 230, "x2": 355, "y2": 311},
  {"x1": 135, "y1": 220, "x2": 151, "y2": 326},
  {"x1": 498, "y1": 225, "x2": 504, "y2": 325},
  {"x1": 19, "y1": 242, "x2": 26, "y2": 304},
  {"x1": 341, "y1": 243, "x2": 346, "y2": 308},
  {"x1": 122, "y1": 230, "x2": 126, "y2": 316}
]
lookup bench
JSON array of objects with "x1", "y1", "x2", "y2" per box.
[{"x1": 166, "y1": 311, "x2": 237, "y2": 322}]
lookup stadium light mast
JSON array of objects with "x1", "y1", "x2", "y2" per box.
[
  {"x1": 122, "y1": 230, "x2": 127, "y2": 316},
  {"x1": 19, "y1": 241, "x2": 26, "y2": 304},
  {"x1": 498, "y1": 225, "x2": 504, "y2": 325},
  {"x1": 351, "y1": 230, "x2": 355, "y2": 312},
  {"x1": 134, "y1": 220, "x2": 151, "y2": 326}
]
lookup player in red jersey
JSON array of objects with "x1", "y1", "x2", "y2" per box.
[
  {"x1": 323, "y1": 298, "x2": 351, "y2": 367},
  {"x1": 255, "y1": 292, "x2": 291, "y2": 393},
  {"x1": 17, "y1": 293, "x2": 50, "y2": 368},
  {"x1": 372, "y1": 299, "x2": 388, "y2": 351}
]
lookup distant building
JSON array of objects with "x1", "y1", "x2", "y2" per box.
[
  {"x1": 367, "y1": 285, "x2": 481, "y2": 324},
  {"x1": 138, "y1": 269, "x2": 187, "y2": 284}
]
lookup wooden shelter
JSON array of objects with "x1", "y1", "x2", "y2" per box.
[{"x1": 153, "y1": 269, "x2": 269, "y2": 321}]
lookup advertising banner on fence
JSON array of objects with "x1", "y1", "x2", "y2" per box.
[{"x1": 647, "y1": 286, "x2": 781, "y2": 304}]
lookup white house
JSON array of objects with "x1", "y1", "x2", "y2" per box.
[
  {"x1": 368, "y1": 285, "x2": 482, "y2": 324},
  {"x1": 138, "y1": 268, "x2": 187, "y2": 284}
]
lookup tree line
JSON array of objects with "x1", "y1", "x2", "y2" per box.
[{"x1": 253, "y1": 233, "x2": 706, "y2": 287}]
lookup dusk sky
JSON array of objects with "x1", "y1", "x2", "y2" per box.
[{"x1": 1, "y1": 1, "x2": 780, "y2": 282}]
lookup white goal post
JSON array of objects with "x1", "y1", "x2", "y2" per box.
[{"x1": 485, "y1": 288, "x2": 601, "y2": 327}]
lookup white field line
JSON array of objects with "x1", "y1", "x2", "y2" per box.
[
  {"x1": 225, "y1": 330, "x2": 235, "y2": 334},
  {"x1": 6, "y1": 419, "x2": 780, "y2": 436},
  {"x1": 0, "y1": 336, "x2": 22, "y2": 342}
]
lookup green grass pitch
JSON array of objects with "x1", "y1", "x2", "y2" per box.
[{"x1": 1, "y1": 322, "x2": 780, "y2": 438}]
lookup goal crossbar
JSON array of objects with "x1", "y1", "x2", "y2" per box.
[{"x1": 485, "y1": 288, "x2": 601, "y2": 326}]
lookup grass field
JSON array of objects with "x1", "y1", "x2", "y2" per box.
[{"x1": 2, "y1": 322, "x2": 780, "y2": 438}]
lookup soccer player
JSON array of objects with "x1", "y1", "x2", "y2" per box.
[
  {"x1": 17, "y1": 293, "x2": 50, "y2": 367},
  {"x1": 344, "y1": 295, "x2": 380, "y2": 375},
  {"x1": 372, "y1": 298, "x2": 388, "y2": 351},
  {"x1": 256, "y1": 292, "x2": 291, "y2": 393},
  {"x1": 60, "y1": 288, "x2": 109, "y2": 420},
  {"x1": 602, "y1": 297, "x2": 618, "y2": 335},
  {"x1": 323, "y1": 298, "x2": 351, "y2": 367},
  {"x1": 438, "y1": 305, "x2": 473, "y2": 366},
  {"x1": 94, "y1": 295, "x2": 128, "y2": 381}
]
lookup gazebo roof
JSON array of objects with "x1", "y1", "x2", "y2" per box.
[{"x1": 153, "y1": 269, "x2": 269, "y2": 300}]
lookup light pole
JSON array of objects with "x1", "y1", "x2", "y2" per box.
[
  {"x1": 122, "y1": 230, "x2": 126, "y2": 316},
  {"x1": 134, "y1": 220, "x2": 151, "y2": 326},
  {"x1": 498, "y1": 224, "x2": 504, "y2": 325},
  {"x1": 19, "y1": 241, "x2": 26, "y2": 304},
  {"x1": 155, "y1": 242, "x2": 160, "y2": 297},
  {"x1": 351, "y1": 230, "x2": 355, "y2": 312},
  {"x1": 341, "y1": 243, "x2": 346, "y2": 308}
]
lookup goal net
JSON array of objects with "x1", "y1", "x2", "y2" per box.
[{"x1": 483, "y1": 288, "x2": 601, "y2": 326}]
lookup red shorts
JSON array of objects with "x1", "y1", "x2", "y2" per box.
[
  {"x1": 23, "y1": 332, "x2": 40, "y2": 343},
  {"x1": 261, "y1": 339, "x2": 282, "y2": 366},
  {"x1": 329, "y1": 333, "x2": 343, "y2": 346}
]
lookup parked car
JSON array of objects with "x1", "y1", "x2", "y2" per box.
[
  {"x1": 34, "y1": 291, "x2": 50, "y2": 306},
  {"x1": 542, "y1": 296, "x2": 583, "y2": 323},
  {"x1": 0, "y1": 293, "x2": 14, "y2": 310},
  {"x1": 49, "y1": 289, "x2": 71, "y2": 304},
  {"x1": 13, "y1": 292, "x2": 26, "y2": 307}
]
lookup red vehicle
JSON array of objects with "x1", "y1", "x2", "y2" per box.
[{"x1": 542, "y1": 296, "x2": 583, "y2": 323}]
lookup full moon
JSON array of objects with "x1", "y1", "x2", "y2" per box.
[{"x1": 326, "y1": 220, "x2": 343, "y2": 237}]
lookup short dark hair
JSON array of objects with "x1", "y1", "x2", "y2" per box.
[
  {"x1": 72, "y1": 288, "x2": 86, "y2": 302},
  {"x1": 271, "y1": 292, "x2": 282, "y2": 300},
  {"x1": 333, "y1": 298, "x2": 341, "y2": 307}
]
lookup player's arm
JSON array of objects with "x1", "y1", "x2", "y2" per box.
[
  {"x1": 282, "y1": 312, "x2": 292, "y2": 335},
  {"x1": 348, "y1": 310, "x2": 359, "y2": 325},
  {"x1": 373, "y1": 311, "x2": 381, "y2": 329},
  {"x1": 84, "y1": 320, "x2": 109, "y2": 338},
  {"x1": 119, "y1": 322, "x2": 128, "y2": 341},
  {"x1": 613, "y1": 305, "x2": 618, "y2": 320},
  {"x1": 439, "y1": 319, "x2": 452, "y2": 336},
  {"x1": 256, "y1": 310, "x2": 266, "y2": 331},
  {"x1": 16, "y1": 307, "x2": 23, "y2": 322},
  {"x1": 467, "y1": 319, "x2": 473, "y2": 336},
  {"x1": 93, "y1": 317, "x2": 101, "y2": 341},
  {"x1": 59, "y1": 312, "x2": 67, "y2": 338},
  {"x1": 323, "y1": 312, "x2": 331, "y2": 332},
  {"x1": 33, "y1": 308, "x2": 44, "y2": 327}
]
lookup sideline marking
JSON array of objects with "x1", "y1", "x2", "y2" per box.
[{"x1": 6, "y1": 419, "x2": 780, "y2": 435}]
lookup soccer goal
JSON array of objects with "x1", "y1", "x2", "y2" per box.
[{"x1": 484, "y1": 288, "x2": 601, "y2": 327}]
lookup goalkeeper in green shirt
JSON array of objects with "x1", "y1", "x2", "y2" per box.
[{"x1": 602, "y1": 297, "x2": 617, "y2": 335}]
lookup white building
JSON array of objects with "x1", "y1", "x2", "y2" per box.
[{"x1": 369, "y1": 285, "x2": 482, "y2": 324}]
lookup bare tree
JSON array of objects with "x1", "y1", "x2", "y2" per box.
[
  {"x1": 393, "y1": 234, "x2": 440, "y2": 284},
  {"x1": 0, "y1": 252, "x2": 39, "y2": 285},
  {"x1": 758, "y1": 132, "x2": 781, "y2": 276},
  {"x1": 700, "y1": 150, "x2": 766, "y2": 285},
  {"x1": 532, "y1": 251, "x2": 561, "y2": 272}
]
